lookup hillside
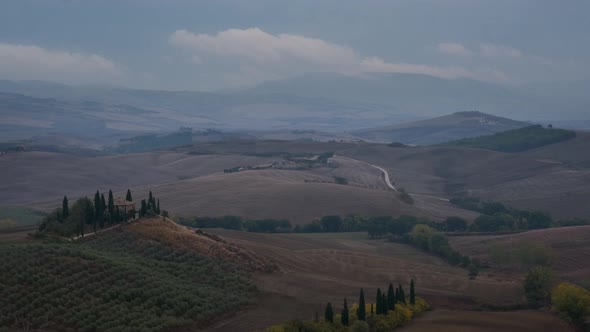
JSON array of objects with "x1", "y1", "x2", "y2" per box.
[
  {"x1": 203, "y1": 230, "x2": 526, "y2": 331},
  {"x1": 449, "y1": 225, "x2": 590, "y2": 288},
  {"x1": 0, "y1": 217, "x2": 270, "y2": 331},
  {"x1": 441, "y1": 125, "x2": 577, "y2": 152},
  {"x1": 352, "y1": 111, "x2": 529, "y2": 145}
]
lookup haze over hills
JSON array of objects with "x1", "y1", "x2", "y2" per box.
[
  {"x1": 352, "y1": 111, "x2": 530, "y2": 144},
  {"x1": 1, "y1": 72, "x2": 590, "y2": 147}
]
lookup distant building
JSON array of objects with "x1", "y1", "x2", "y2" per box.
[{"x1": 114, "y1": 197, "x2": 136, "y2": 220}]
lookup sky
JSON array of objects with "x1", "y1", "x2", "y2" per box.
[{"x1": 0, "y1": 0, "x2": 589, "y2": 91}]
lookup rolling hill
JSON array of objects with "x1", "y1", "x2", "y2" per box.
[
  {"x1": 0, "y1": 217, "x2": 270, "y2": 331},
  {"x1": 352, "y1": 111, "x2": 529, "y2": 145}
]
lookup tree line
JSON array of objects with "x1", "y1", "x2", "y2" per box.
[
  {"x1": 39, "y1": 189, "x2": 163, "y2": 237},
  {"x1": 450, "y1": 197, "x2": 589, "y2": 232}
]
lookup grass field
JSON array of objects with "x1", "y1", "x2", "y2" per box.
[
  {"x1": 0, "y1": 206, "x2": 45, "y2": 227},
  {"x1": 202, "y1": 230, "x2": 524, "y2": 331}
]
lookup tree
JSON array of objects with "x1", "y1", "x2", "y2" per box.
[
  {"x1": 126, "y1": 189, "x2": 132, "y2": 201},
  {"x1": 148, "y1": 191, "x2": 153, "y2": 210},
  {"x1": 387, "y1": 283, "x2": 395, "y2": 309},
  {"x1": 551, "y1": 282, "x2": 590, "y2": 326},
  {"x1": 341, "y1": 298, "x2": 349, "y2": 326},
  {"x1": 357, "y1": 288, "x2": 366, "y2": 321},
  {"x1": 62, "y1": 196, "x2": 69, "y2": 219},
  {"x1": 411, "y1": 224, "x2": 435, "y2": 250},
  {"x1": 320, "y1": 215, "x2": 342, "y2": 232},
  {"x1": 398, "y1": 284, "x2": 406, "y2": 304},
  {"x1": 108, "y1": 190, "x2": 114, "y2": 224},
  {"x1": 141, "y1": 199, "x2": 147, "y2": 217},
  {"x1": 375, "y1": 288, "x2": 383, "y2": 315},
  {"x1": 94, "y1": 191, "x2": 101, "y2": 231},
  {"x1": 324, "y1": 302, "x2": 333, "y2": 323},
  {"x1": 524, "y1": 266, "x2": 556, "y2": 307},
  {"x1": 381, "y1": 293, "x2": 388, "y2": 315},
  {"x1": 410, "y1": 279, "x2": 416, "y2": 305},
  {"x1": 157, "y1": 199, "x2": 160, "y2": 215}
]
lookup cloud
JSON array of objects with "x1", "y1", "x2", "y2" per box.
[
  {"x1": 437, "y1": 42, "x2": 474, "y2": 56},
  {"x1": 0, "y1": 42, "x2": 122, "y2": 84},
  {"x1": 437, "y1": 41, "x2": 524, "y2": 59},
  {"x1": 361, "y1": 57, "x2": 509, "y2": 82},
  {"x1": 479, "y1": 43, "x2": 523, "y2": 59},
  {"x1": 170, "y1": 28, "x2": 512, "y2": 87},
  {"x1": 170, "y1": 28, "x2": 358, "y2": 67}
]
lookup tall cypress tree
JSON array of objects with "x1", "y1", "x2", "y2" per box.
[
  {"x1": 141, "y1": 199, "x2": 147, "y2": 217},
  {"x1": 156, "y1": 199, "x2": 160, "y2": 214},
  {"x1": 399, "y1": 285, "x2": 407, "y2": 305},
  {"x1": 62, "y1": 195, "x2": 69, "y2": 219},
  {"x1": 126, "y1": 189, "x2": 132, "y2": 201},
  {"x1": 148, "y1": 191, "x2": 153, "y2": 210},
  {"x1": 324, "y1": 302, "x2": 333, "y2": 323},
  {"x1": 341, "y1": 298, "x2": 349, "y2": 326},
  {"x1": 370, "y1": 303, "x2": 374, "y2": 317},
  {"x1": 357, "y1": 288, "x2": 366, "y2": 321},
  {"x1": 410, "y1": 279, "x2": 416, "y2": 305},
  {"x1": 108, "y1": 190, "x2": 114, "y2": 224},
  {"x1": 387, "y1": 283, "x2": 395, "y2": 310},
  {"x1": 376, "y1": 288, "x2": 382, "y2": 315},
  {"x1": 94, "y1": 191, "x2": 101, "y2": 231},
  {"x1": 382, "y1": 293, "x2": 388, "y2": 315}
]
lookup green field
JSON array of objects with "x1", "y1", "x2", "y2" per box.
[
  {"x1": 0, "y1": 228, "x2": 256, "y2": 331},
  {"x1": 441, "y1": 125, "x2": 576, "y2": 152},
  {"x1": 0, "y1": 206, "x2": 46, "y2": 228}
]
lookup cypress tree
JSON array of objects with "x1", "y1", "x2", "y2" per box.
[
  {"x1": 126, "y1": 189, "x2": 132, "y2": 201},
  {"x1": 410, "y1": 279, "x2": 416, "y2": 305},
  {"x1": 382, "y1": 293, "x2": 388, "y2": 315},
  {"x1": 141, "y1": 199, "x2": 147, "y2": 217},
  {"x1": 357, "y1": 288, "x2": 366, "y2": 321},
  {"x1": 376, "y1": 288, "x2": 382, "y2": 315},
  {"x1": 148, "y1": 191, "x2": 153, "y2": 210},
  {"x1": 62, "y1": 195, "x2": 69, "y2": 219},
  {"x1": 387, "y1": 283, "x2": 395, "y2": 310},
  {"x1": 341, "y1": 298, "x2": 349, "y2": 326},
  {"x1": 324, "y1": 302, "x2": 333, "y2": 323},
  {"x1": 94, "y1": 191, "x2": 101, "y2": 231},
  {"x1": 370, "y1": 303, "x2": 374, "y2": 316},
  {"x1": 108, "y1": 190, "x2": 114, "y2": 224},
  {"x1": 156, "y1": 199, "x2": 160, "y2": 214},
  {"x1": 400, "y1": 285, "x2": 406, "y2": 305}
]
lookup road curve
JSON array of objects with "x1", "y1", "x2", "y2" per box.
[{"x1": 370, "y1": 164, "x2": 398, "y2": 191}]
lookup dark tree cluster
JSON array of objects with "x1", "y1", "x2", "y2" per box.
[
  {"x1": 139, "y1": 190, "x2": 161, "y2": 217},
  {"x1": 40, "y1": 189, "x2": 163, "y2": 237}
]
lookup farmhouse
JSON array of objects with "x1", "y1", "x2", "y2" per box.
[{"x1": 114, "y1": 197, "x2": 136, "y2": 220}]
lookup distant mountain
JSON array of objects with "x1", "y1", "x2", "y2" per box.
[
  {"x1": 1, "y1": 73, "x2": 589, "y2": 145},
  {"x1": 352, "y1": 111, "x2": 530, "y2": 145}
]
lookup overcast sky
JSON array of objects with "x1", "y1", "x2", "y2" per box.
[{"x1": 0, "y1": 0, "x2": 589, "y2": 91}]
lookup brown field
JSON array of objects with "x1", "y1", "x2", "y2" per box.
[
  {"x1": 398, "y1": 309, "x2": 573, "y2": 332},
  {"x1": 1, "y1": 149, "x2": 476, "y2": 225},
  {"x1": 202, "y1": 230, "x2": 524, "y2": 331},
  {"x1": 449, "y1": 225, "x2": 590, "y2": 287}
]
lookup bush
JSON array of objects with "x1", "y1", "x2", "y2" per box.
[
  {"x1": 334, "y1": 176, "x2": 349, "y2": 185},
  {"x1": 551, "y1": 282, "x2": 590, "y2": 326},
  {"x1": 523, "y1": 266, "x2": 556, "y2": 307}
]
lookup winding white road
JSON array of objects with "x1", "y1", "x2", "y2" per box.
[{"x1": 370, "y1": 164, "x2": 398, "y2": 191}]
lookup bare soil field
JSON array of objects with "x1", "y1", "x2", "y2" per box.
[
  {"x1": 398, "y1": 309, "x2": 573, "y2": 332},
  {"x1": 449, "y1": 225, "x2": 590, "y2": 287},
  {"x1": 341, "y1": 143, "x2": 590, "y2": 219},
  {"x1": 0, "y1": 151, "x2": 276, "y2": 205},
  {"x1": 523, "y1": 131, "x2": 590, "y2": 169},
  {"x1": 129, "y1": 169, "x2": 474, "y2": 224},
  {"x1": 202, "y1": 230, "x2": 524, "y2": 331}
]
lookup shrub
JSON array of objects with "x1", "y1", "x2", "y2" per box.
[
  {"x1": 551, "y1": 282, "x2": 590, "y2": 326},
  {"x1": 523, "y1": 266, "x2": 557, "y2": 307}
]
